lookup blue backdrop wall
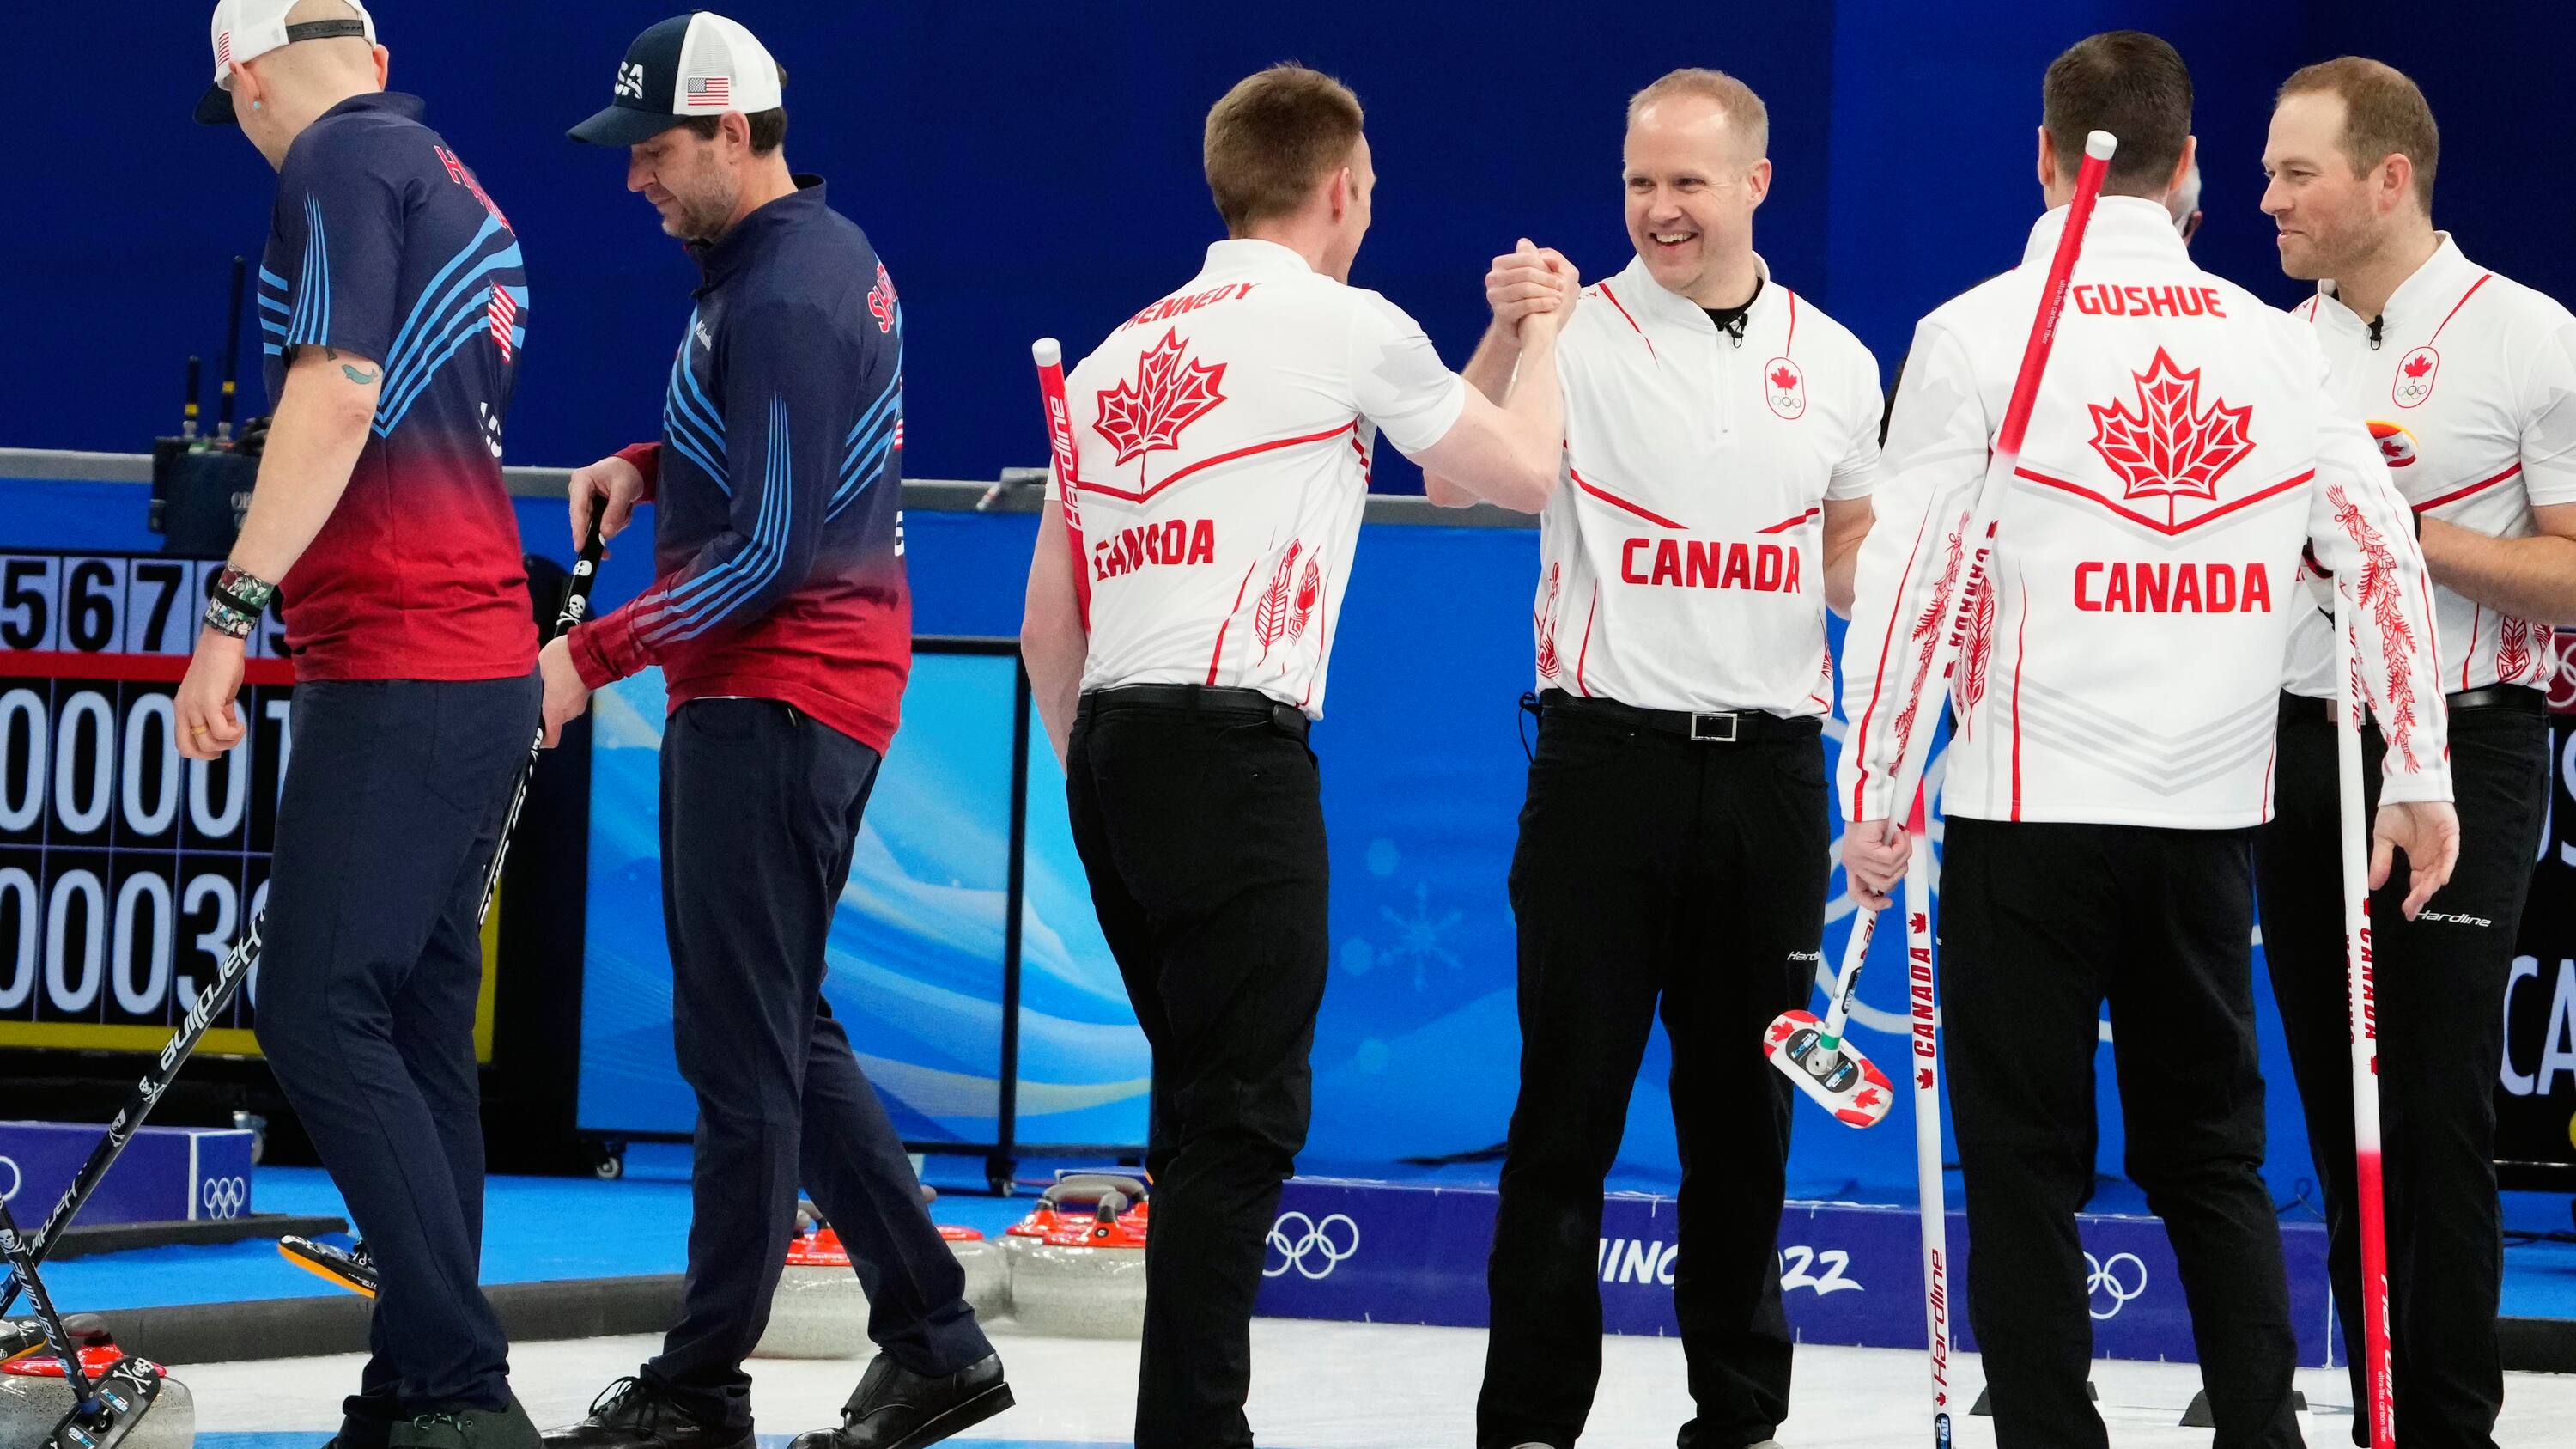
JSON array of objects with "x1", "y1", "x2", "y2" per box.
[
  {"x1": 15, "y1": 3, "x2": 2574, "y2": 489},
  {"x1": 11, "y1": 3, "x2": 2576, "y2": 1204}
]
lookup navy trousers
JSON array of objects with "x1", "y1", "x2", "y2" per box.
[
  {"x1": 256, "y1": 673, "x2": 540, "y2": 1419},
  {"x1": 641, "y1": 699, "x2": 992, "y2": 1433}
]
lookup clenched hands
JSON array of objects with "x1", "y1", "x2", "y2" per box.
[
  {"x1": 1486, "y1": 238, "x2": 1580, "y2": 344},
  {"x1": 1841, "y1": 816, "x2": 1910, "y2": 911}
]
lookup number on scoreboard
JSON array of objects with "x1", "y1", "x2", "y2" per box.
[{"x1": 0, "y1": 550, "x2": 294, "y2": 1052}]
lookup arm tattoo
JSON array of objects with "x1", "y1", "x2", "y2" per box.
[{"x1": 323, "y1": 346, "x2": 379, "y2": 385}]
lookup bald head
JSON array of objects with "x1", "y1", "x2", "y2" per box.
[
  {"x1": 252, "y1": 0, "x2": 380, "y2": 92},
  {"x1": 228, "y1": 0, "x2": 388, "y2": 167}
]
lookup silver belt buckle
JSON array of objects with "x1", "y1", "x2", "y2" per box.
[{"x1": 1689, "y1": 711, "x2": 1740, "y2": 743}]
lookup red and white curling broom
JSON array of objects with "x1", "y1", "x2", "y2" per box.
[
  {"x1": 1765, "y1": 127, "x2": 2120, "y2": 1135},
  {"x1": 1761, "y1": 128, "x2": 2117, "y2": 1449},
  {"x1": 1902, "y1": 799, "x2": 1955, "y2": 1448},
  {"x1": 1031, "y1": 338, "x2": 1093, "y2": 629},
  {"x1": 2333, "y1": 588, "x2": 2397, "y2": 1449}
]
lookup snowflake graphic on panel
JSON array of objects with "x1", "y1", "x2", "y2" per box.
[{"x1": 1376, "y1": 881, "x2": 1464, "y2": 990}]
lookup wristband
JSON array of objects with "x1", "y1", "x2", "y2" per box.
[
  {"x1": 204, "y1": 599, "x2": 258, "y2": 639},
  {"x1": 210, "y1": 563, "x2": 278, "y2": 614}
]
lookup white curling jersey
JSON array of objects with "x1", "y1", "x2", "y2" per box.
[
  {"x1": 1839, "y1": 198, "x2": 2451, "y2": 830},
  {"x1": 1534, "y1": 255, "x2": 1881, "y2": 715},
  {"x1": 1058, "y1": 240, "x2": 1467, "y2": 716},
  {"x1": 2282, "y1": 235, "x2": 2576, "y2": 697}
]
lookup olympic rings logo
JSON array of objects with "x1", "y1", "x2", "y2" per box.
[
  {"x1": 201, "y1": 1176, "x2": 248, "y2": 1219},
  {"x1": 1263, "y1": 1211, "x2": 1360, "y2": 1280},
  {"x1": 0, "y1": 1156, "x2": 18, "y2": 1202},
  {"x1": 2085, "y1": 1251, "x2": 2148, "y2": 1319}
]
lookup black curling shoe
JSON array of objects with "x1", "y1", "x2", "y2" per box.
[
  {"x1": 786, "y1": 1353, "x2": 1012, "y2": 1449},
  {"x1": 541, "y1": 1377, "x2": 752, "y2": 1449}
]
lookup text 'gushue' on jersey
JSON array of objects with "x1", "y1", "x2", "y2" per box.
[
  {"x1": 566, "y1": 179, "x2": 912, "y2": 752},
  {"x1": 258, "y1": 92, "x2": 536, "y2": 680},
  {"x1": 1537, "y1": 253, "x2": 1881, "y2": 715},
  {"x1": 1838, "y1": 196, "x2": 2452, "y2": 830},
  {"x1": 2281, "y1": 234, "x2": 2576, "y2": 698},
  {"x1": 1054, "y1": 239, "x2": 1468, "y2": 717}
]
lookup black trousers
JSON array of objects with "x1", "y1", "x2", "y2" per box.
[
  {"x1": 1941, "y1": 817, "x2": 2300, "y2": 1449},
  {"x1": 2255, "y1": 694, "x2": 2549, "y2": 1449},
  {"x1": 256, "y1": 673, "x2": 539, "y2": 1418},
  {"x1": 641, "y1": 699, "x2": 992, "y2": 1432},
  {"x1": 1066, "y1": 689, "x2": 1330, "y2": 1449},
  {"x1": 1477, "y1": 706, "x2": 1827, "y2": 1449}
]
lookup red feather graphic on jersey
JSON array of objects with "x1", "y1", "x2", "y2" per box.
[
  {"x1": 1893, "y1": 521, "x2": 1967, "y2": 756},
  {"x1": 1288, "y1": 557, "x2": 1322, "y2": 641},
  {"x1": 1534, "y1": 562, "x2": 1563, "y2": 679},
  {"x1": 1093, "y1": 328, "x2": 1229, "y2": 473},
  {"x1": 2326, "y1": 484, "x2": 2424, "y2": 770},
  {"x1": 2086, "y1": 349, "x2": 2257, "y2": 520},
  {"x1": 1253, "y1": 541, "x2": 1302, "y2": 657},
  {"x1": 1958, "y1": 572, "x2": 1998, "y2": 729},
  {"x1": 2498, "y1": 615, "x2": 2535, "y2": 685}
]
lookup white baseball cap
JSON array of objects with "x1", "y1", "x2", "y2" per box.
[
  {"x1": 569, "y1": 12, "x2": 785, "y2": 148},
  {"x1": 196, "y1": 0, "x2": 380, "y2": 125}
]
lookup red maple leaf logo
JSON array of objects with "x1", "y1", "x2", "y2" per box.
[
  {"x1": 2085, "y1": 348, "x2": 2257, "y2": 520},
  {"x1": 2402, "y1": 353, "x2": 2433, "y2": 380},
  {"x1": 1852, "y1": 1087, "x2": 1883, "y2": 1111},
  {"x1": 1093, "y1": 329, "x2": 1228, "y2": 471},
  {"x1": 1770, "y1": 364, "x2": 1800, "y2": 393},
  {"x1": 1909, "y1": 911, "x2": 1929, "y2": 934},
  {"x1": 1917, "y1": 1067, "x2": 1935, "y2": 1089},
  {"x1": 1768, "y1": 1020, "x2": 1797, "y2": 1044}
]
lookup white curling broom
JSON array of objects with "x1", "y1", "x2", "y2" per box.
[
  {"x1": 1768, "y1": 128, "x2": 2121, "y2": 1139},
  {"x1": 1903, "y1": 814, "x2": 1956, "y2": 1448}
]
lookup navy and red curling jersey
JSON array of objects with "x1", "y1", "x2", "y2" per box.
[
  {"x1": 568, "y1": 177, "x2": 912, "y2": 752},
  {"x1": 257, "y1": 91, "x2": 536, "y2": 681}
]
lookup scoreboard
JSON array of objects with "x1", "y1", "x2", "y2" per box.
[{"x1": 0, "y1": 550, "x2": 495, "y2": 1060}]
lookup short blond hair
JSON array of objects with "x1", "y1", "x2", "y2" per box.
[
  {"x1": 1626, "y1": 68, "x2": 1769, "y2": 161},
  {"x1": 1203, "y1": 64, "x2": 1366, "y2": 233},
  {"x1": 2278, "y1": 57, "x2": 2439, "y2": 213}
]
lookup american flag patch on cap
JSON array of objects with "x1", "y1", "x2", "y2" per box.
[{"x1": 685, "y1": 76, "x2": 731, "y2": 107}]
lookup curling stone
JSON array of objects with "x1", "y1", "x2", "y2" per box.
[
  {"x1": 753, "y1": 1227, "x2": 872, "y2": 1359},
  {"x1": 1002, "y1": 1175, "x2": 1149, "y2": 1338},
  {"x1": 751, "y1": 1223, "x2": 1014, "y2": 1359},
  {"x1": 0, "y1": 1321, "x2": 193, "y2": 1449},
  {"x1": 940, "y1": 1226, "x2": 1010, "y2": 1320}
]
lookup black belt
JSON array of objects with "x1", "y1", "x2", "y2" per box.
[
  {"x1": 1534, "y1": 689, "x2": 1820, "y2": 744},
  {"x1": 2284, "y1": 683, "x2": 2545, "y2": 725},
  {"x1": 1080, "y1": 683, "x2": 1310, "y2": 740}
]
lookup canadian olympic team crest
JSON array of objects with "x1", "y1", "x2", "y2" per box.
[
  {"x1": 1265, "y1": 1210, "x2": 1360, "y2": 1280},
  {"x1": 2391, "y1": 346, "x2": 2439, "y2": 409},
  {"x1": 201, "y1": 1175, "x2": 249, "y2": 1220},
  {"x1": 1765, "y1": 356, "x2": 1807, "y2": 420},
  {"x1": 2085, "y1": 1250, "x2": 2148, "y2": 1320}
]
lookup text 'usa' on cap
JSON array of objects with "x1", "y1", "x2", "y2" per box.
[{"x1": 568, "y1": 11, "x2": 784, "y2": 148}]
